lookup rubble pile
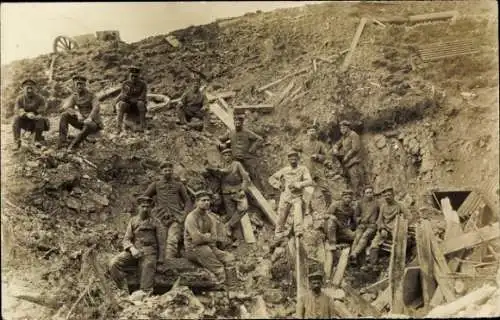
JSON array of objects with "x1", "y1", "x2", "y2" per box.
[{"x1": 1, "y1": 1, "x2": 498, "y2": 319}]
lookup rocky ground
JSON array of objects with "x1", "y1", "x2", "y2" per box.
[{"x1": 1, "y1": 1, "x2": 499, "y2": 319}]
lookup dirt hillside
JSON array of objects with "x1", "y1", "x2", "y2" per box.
[{"x1": 1, "y1": 1, "x2": 498, "y2": 319}]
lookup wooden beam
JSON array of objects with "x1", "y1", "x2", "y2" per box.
[
  {"x1": 343, "y1": 283, "x2": 382, "y2": 317},
  {"x1": 205, "y1": 91, "x2": 236, "y2": 102},
  {"x1": 274, "y1": 81, "x2": 295, "y2": 108},
  {"x1": 430, "y1": 227, "x2": 457, "y2": 303},
  {"x1": 441, "y1": 222, "x2": 500, "y2": 255},
  {"x1": 217, "y1": 96, "x2": 231, "y2": 111},
  {"x1": 233, "y1": 104, "x2": 274, "y2": 114},
  {"x1": 388, "y1": 215, "x2": 408, "y2": 314},
  {"x1": 427, "y1": 284, "x2": 496, "y2": 317},
  {"x1": 240, "y1": 214, "x2": 256, "y2": 244},
  {"x1": 441, "y1": 197, "x2": 462, "y2": 241},
  {"x1": 332, "y1": 247, "x2": 350, "y2": 287},
  {"x1": 264, "y1": 90, "x2": 274, "y2": 98},
  {"x1": 408, "y1": 10, "x2": 458, "y2": 24},
  {"x1": 209, "y1": 102, "x2": 234, "y2": 130},
  {"x1": 247, "y1": 183, "x2": 277, "y2": 226},
  {"x1": 340, "y1": 17, "x2": 368, "y2": 72},
  {"x1": 417, "y1": 221, "x2": 437, "y2": 307},
  {"x1": 97, "y1": 85, "x2": 121, "y2": 101},
  {"x1": 257, "y1": 68, "x2": 307, "y2": 93},
  {"x1": 363, "y1": 278, "x2": 388, "y2": 294}
]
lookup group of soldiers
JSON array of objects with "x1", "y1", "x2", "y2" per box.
[{"x1": 13, "y1": 67, "x2": 409, "y2": 316}]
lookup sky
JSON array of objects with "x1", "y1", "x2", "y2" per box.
[{"x1": 1, "y1": 1, "x2": 324, "y2": 65}]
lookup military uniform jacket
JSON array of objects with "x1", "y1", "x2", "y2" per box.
[
  {"x1": 377, "y1": 200, "x2": 408, "y2": 232},
  {"x1": 63, "y1": 90, "x2": 102, "y2": 125},
  {"x1": 122, "y1": 216, "x2": 166, "y2": 260},
  {"x1": 296, "y1": 291, "x2": 338, "y2": 318},
  {"x1": 118, "y1": 79, "x2": 147, "y2": 103},
  {"x1": 15, "y1": 93, "x2": 46, "y2": 115},
  {"x1": 184, "y1": 208, "x2": 217, "y2": 251}
]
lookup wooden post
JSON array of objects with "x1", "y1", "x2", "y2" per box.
[
  {"x1": 257, "y1": 68, "x2": 308, "y2": 92},
  {"x1": 240, "y1": 214, "x2": 256, "y2": 244},
  {"x1": 340, "y1": 17, "x2": 368, "y2": 72},
  {"x1": 332, "y1": 247, "x2": 350, "y2": 287},
  {"x1": 417, "y1": 221, "x2": 437, "y2": 308},
  {"x1": 430, "y1": 228, "x2": 457, "y2": 303},
  {"x1": 388, "y1": 215, "x2": 408, "y2": 314},
  {"x1": 247, "y1": 183, "x2": 277, "y2": 226}
]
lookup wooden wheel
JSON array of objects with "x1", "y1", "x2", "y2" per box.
[{"x1": 53, "y1": 36, "x2": 78, "y2": 54}]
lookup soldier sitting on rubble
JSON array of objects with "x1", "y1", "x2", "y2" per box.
[
  {"x1": 143, "y1": 161, "x2": 193, "y2": 259},
  {"x1": 176, "y1": 79, "x2": 208, "y2": 127},
  {"x1": 365, "y1": 187, "x2": 409, "y2": 272},
  {"x1": 321, "y1": 190, "x2": 359, "y2": 280},
  {"x1": 350, "y1": 185, "x2": 380, "y2": 265},
  {"x1": 204, "y1": 148, "x2": 251, "y2": 242},
  {"x1": 296, "y1": 269, "x2": 339, "y2": 318},
  {"x1": 184, "y1": 190, "x2": 236, "y2": 285},
  {"x1": 58, "y1": 75, "x2": 102, "y2": 152},
  {"x1": 108, "y1": 196, "x2": 166, "y2": 297},
  {"x1": 12, "y1": 79, "x2": 50, "y2": 150},
  {"x1": 115, "y1": 66, "x2": 148, "y2": 133}
]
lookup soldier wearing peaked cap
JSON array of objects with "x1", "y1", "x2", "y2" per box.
[
  {"x1": 108, "y1": 194, "x2": 165, "y2": 296},
  {"x1": 332, "y1": 119, "x2": 364, "y2": 195},
  {"x1": 143, "y1": 159, "x2": 192, "y2": 259},
  {"x1": 218, "y1": 113, "x2": 265, "y2": 191},
  {"x1": 12, "y1": 79, "x2": 49, "y2": 150},
  {"x1": 367, "y1": 186, "x2": 409, "y2": 271},
  {"x1": 184, "y1": 189, "x2": 235, "y2": 284},
  {"x1": 115, "y1": 65, "x2": 148, "y2": 134},
  {"x1": 296, "y1": 269, "x2": 339, "y2": 318},
  {"x1": 205, "y1": 147, "x2": 251, "y2": 243},
  {"x1": 176, "y1": 78, "x2": 207, "y2": 127},
  {"x1": 58, "y1": 74, "x2": 102, "y2": 151}
]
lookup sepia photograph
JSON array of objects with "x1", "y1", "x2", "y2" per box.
[{"x1": 1, "y1": 1, "x2": 499, "y2": 319}]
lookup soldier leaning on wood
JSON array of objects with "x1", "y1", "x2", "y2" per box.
[
  {"x1": 366, "y1": 187, "x2": 409, "y2": 271},
  {"x1": 108, "y1": 196, "x2": 166, "y2": 296},
  {"x1": 115, "y1": 66, "x2": 148, "y2": 133},
  {"x1": 176, "y1": 79, "x2": 207, "y2": 125},
  {"x1": 12, "y1": 79, "x2": 50, "y2": 150},
  {"x1": 205, "y1": 148, "x2": 251, "y2": 240},
  {"x1": 58, "y1": 75, "x2": 102, "y2": 152}
]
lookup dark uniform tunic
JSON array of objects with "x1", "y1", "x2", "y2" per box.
[
  {"x1": 351, "y1": 198, "x2": 380, "y2": 256},
  {"x1": 323, "y1": 200, "x2": 359, "y2": 248},
  {"x1": 296, "y1": 291, "x2": 339, "y2": 318},
  {"x1": 13, "y1": 93, "x2": 49, "y2": 141}
]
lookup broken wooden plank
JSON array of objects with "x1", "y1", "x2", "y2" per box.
[
  {"x1": 209, "y1": 102, "x2": 235, "y2": 130},
  {"x1": 233, "y1": 104, "x2": 274, "y2": 114},
  {"x1": 331, "y1": 247, "x2": 350, "y2": 287},
  {"x1": 456, "y1": 191, "x2": 487, "y2": 219},
  {"x1": 340, "y1": 17, "x2": 368, "y2": 72},
  {"x1": 430, "y1": 226, "x2": 457, "y2": 303},
  {"x1": 291, "y1": 91, "x2": 308, "y2": 102},
  {"x1": 372, "y1": 18, "x2": 386, "y2": 28},
  {"x1": 240, "y1": 214, "x2": 256, "y2": 244},
  {"x1": 257, "y1": 68, "x2": 307, "y2": 93},
  {"x1": 288, "y1": 86, "x2": 303, "y2": 102},
  {"x1": 165, "y1": 35, "x2": 181, "y2": 48},
  {"x1": 206, "y1": 91, "x2": 236, "y2": 102},
  {"x1": 247, "y1": 183, "x2": 277, "y2": 226},
  {"x1": 316, "y1": 56, "x2": 333, "y2": 64},
  {"x1": 423, "y1": 50, "x2": 480, "y2": 62},
  {"x1": 417, "y1": 221, "x2": 437, "y2": 307},
  {"x1": 363, "y1": 278, "x2": 389, "y2": 294},
  {"x1": 426, "y1": 284, "x2": 496, "y2": 317},
  {"x1": 409, "y1": 10, "x2": 458, "y2": 24},
  {"x1": 273, "y1": 81, "x2": 295, "y2": 108},
  {"x1": 441, "y1": 222, "x2": 500, "y2": 255},
  {"x1": 312, "y1": 59, "x2": 317, "y2": 72},
  {"x1": 264, "y1": 90, "x2": 274, "y2": 98},
  {"x1": 343, "y1": 283, "x2": 382, "y2": 317},
  {"x1": 441, "y1": 198, "x2": 462, "y2": 241},
  {"x1": 217, "y1": 96, "x2": 231, "y2": 111},
  {"x1": 388, "y1": 215, "x2": 408, "y2": 314},
  {"x1": 372, "y1": 286, "x2": 390, "y2": 312}
]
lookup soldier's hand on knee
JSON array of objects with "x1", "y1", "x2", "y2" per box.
[{"x1": 129, "y1": 246, "x2": 143, "y2": 258}]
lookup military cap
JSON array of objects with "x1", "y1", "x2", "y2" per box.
[
  {"x1": 72, "y1": 75, "x2": 87, "y2": 83},
  {"x1": 137, "y1": 195, "x2": 154, "y2": 205},
  {"x1": 234, "y1": 114, "x2": 245, "y2": 120},
  {"x1": 381, "y1": 187, "x2": 394, "y2": 194},
  {"x1": 221, "y1": 148, "x2": 232, "y2": 155},
  {"x1": 341, "y1": 190, "x2": 354, "y2": 196},
  {"x1": 339, "y1": 120, "x2": 351, "y2": 127},
  {"x1": 21, "y1": 79, "x2": 36, "y2": 87},
  {"x1": 194, "y1": 190, "x2": 212, "y2": 200},
  {"x1": 308, "y1": 270, "x2": 324, "y2": 279},
  {"x1": 160, "y1": 161, "x2": 174, "y2": 169},
  {"x1": 128, "y1": 66, "x2": 141, "y2": 74},
  {"x1": 287, "y1": 150, "x2": 299, "y2": 157},
  {"x1": 364, "y1": 185, "x2": 374, "y2": 191}
]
